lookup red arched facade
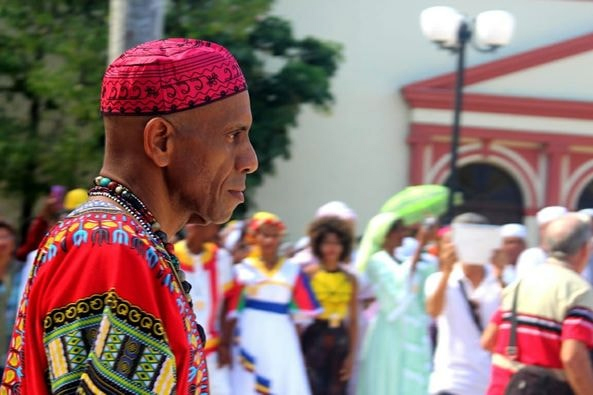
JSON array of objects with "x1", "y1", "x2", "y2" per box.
[{"x1": 402, "y1": 31, "x2": 593, "y2": 215}]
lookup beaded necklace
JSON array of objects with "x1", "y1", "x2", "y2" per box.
[{"x1": 88, "y1": 176, "x2": 192, "y2": 297}]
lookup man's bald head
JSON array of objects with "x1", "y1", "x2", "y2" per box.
[{"x1": 544, "y1": 213, "x2": 592, "y2": 265}]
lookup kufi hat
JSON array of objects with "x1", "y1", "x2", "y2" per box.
[
  {"x1": 500, "y1": 223, "x2": 527, "y2": 239},
  {"x1": 101, "y1": 38, "x2": 247, "y2": 115},
  {"x1": 536, "y1": 206, "x2": 568, "y2": 226}
]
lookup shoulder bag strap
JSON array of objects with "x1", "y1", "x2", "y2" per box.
[
  {"x1": 506, "y1": 281, "x2": 521, "y2": 360},
  {"x1": 458, "y1": 279, "x2": 483, "y2": 333}
]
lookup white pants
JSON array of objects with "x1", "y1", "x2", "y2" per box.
[{"x1": 207, "y1": 352, "x2": 232, "y2": 395}]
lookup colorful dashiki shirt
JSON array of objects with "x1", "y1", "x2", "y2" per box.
[
  {"x1": 229, "y1": 256, "x2": 321, "y2": 395},
  {"x1": 0, "y1": 201, "x2": 208, "y2": 394}
]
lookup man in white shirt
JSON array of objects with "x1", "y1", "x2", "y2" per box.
[
  {"x1": 515, "y1": 206, "x2": 568, "y2": 278},
  {"x1": 425, "y1": 213, "x2": 502, "y2": 395},
  {"x1": 498, "y1": 223, "x2": 527, "y2": 284}
]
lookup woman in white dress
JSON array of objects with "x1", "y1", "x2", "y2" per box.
[{"x1": 229, "y1": 212, "x2": 321, "y2": 395}]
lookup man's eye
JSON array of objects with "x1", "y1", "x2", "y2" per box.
[{"x1": 228, "y1": 131, "x2": 241, "y2": 142}]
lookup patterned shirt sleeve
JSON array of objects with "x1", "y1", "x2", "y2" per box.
[
  {"x1": 44, "y1": 290, "x2": 178, "y2": 394},
  {"x1": 37, "y1": 236, "x2": 186, "y2": 394}
]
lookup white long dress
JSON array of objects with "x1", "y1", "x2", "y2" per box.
[{"x1": 231, "y1": 256, "x2": 321, "y2": 395}]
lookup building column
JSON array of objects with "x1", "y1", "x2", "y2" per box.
[
  {"x1": 407, "y1": 132, "x2": 429, "y2": 185},
  {"x1": 544, "y1": 143, "x2": 568, "y2": 206}
]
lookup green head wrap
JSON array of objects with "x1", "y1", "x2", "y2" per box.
[{"x1": 355, "y1": 212, "x2": 402, "y2": 273}]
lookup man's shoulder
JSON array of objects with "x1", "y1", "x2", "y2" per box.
[
  {"x1": 39, "y1": 209, "x2": 157, "y2": 268},
  {"x1": 509, "y1": 263, "x2": 593, "y2": 312},
  {"x1": 518, "y1": 247, "x2": 545, "y2": 260}
]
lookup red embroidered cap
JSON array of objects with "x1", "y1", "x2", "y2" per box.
[{"x1": 101, "y1": 38, "x2": 247, "y2": 115}]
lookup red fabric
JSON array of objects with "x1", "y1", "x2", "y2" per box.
[
  {"x1": 1, "y1": 208, "x2": 208, "y2": 394},
  {"x1": 562, "y1": 315, "x2": 593, "y2": 347},
  {"x1": 486, "y1": 307, "x2": 593, "y2": 395},
  {"x1": 487, "y1": 366, "x2": 513, "y2": 395},
  {"x1": 15, "y1": 216, "x2": 48, "y2": 261},
  {"x1": 101, "y1": 38, "x2": 247, "y2": 115},
  {"x1": 203, "y1": 246, "x2": 220, "y2": 344}
]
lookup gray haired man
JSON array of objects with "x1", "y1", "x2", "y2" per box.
[{"x1": 482, "y1": 213, "x2": 593, "y2": 395}]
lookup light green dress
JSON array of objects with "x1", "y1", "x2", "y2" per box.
[{"x1": 356, "y1": 250, "x2": 436, "y2": 395}]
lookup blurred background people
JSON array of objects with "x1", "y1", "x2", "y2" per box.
[
  {"x1": 175, "y1": 223, "x2": 234, "y2": 395},
  {"x1": 0, "y1": 221, "x2": 21, "y2": 375},
  {"x1": 425, "y1": 213, "x2": 502, "y2": 395},
  {"x1": 301, "y1": 216, "x2": 357, "y2": 395},
  {"x1": 230, "y1": 212, "x2": 320, "y2": 395},
  {"x1": 516, "y1": 206, "x2": 567, "y2": 278},
  {"x1": 482, "y1": 213, "x2": 593, "y2": 395},
  {"x1": 15, "y1": 187, "x2": 62, "y2": 261},
  {"x1": 356, "y1": 213, "x2": 436, "y2": 395},
  {"x1": 16, "y1": 188, "x2": 89, "y2": 303},
  {"x1": 498, "y1": 223, "x2": 527, "y2": 285},
  {"x1": 220, "y1": 220, "x2": 251, "y2": 265},
  {"x1": 292, "y1": 200, "x2": 357, "y2": 270}
]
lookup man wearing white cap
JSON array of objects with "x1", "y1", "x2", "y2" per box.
[
  {"x1": 498, "y1": 223, "x2": 527, "y2": 284},
  {"x1": 515, "y1": 206, "x2": 568, "y2": 278}
]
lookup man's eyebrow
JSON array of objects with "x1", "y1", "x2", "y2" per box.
[{"x1": 226, "y1": 124, "x2": 250, "y2": 131}]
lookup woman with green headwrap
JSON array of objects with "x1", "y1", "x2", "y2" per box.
[{"x1": 356, "y1": 212, "x2": 436, "y2": 395}]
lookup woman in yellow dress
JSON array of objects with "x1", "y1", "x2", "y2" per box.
[{"x1": 301, "y1": 216, "x2": 358, "y2": 395}]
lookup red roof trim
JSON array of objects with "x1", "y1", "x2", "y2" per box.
[
  {"x1": 402, "y1": 31, "x2": 593, "y2": 120},
  {"x1": 405, "y1": 31, "x2": 593, "y2": 90},
  {"x1": 409, "y1": 123, "x2": 593, "y2": 146},
  {"x1": 403, "y1": 89, "x2": 593, "y2": 120}
]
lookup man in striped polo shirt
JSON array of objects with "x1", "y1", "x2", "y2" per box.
[{"x1": 482, "y1": 212, "x2": 593, "y2": 395}]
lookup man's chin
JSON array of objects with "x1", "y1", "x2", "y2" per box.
[
  {"x1": 187, "y1": 211, "x2": 233, "y2": 226},
  {"x1": 187, "y1": 213, "x2": 208, "y2": 225}
]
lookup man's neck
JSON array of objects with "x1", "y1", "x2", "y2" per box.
[
  {"x1": 462, "y1": 263, "x2": 486, "y2": 288},
  {"x1": 99, "y1": 168, "x2": 189, "y2": 238}
]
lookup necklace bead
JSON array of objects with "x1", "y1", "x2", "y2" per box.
[{"x1": 89, "y1": 176, "x2": 192, "y2": 296}]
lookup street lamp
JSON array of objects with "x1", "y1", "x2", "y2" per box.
[{"x1": 420, "y1": 6, "x2": 515, "y2": 220}]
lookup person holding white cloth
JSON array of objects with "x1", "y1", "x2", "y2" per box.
[{"x1": 425, "y1": 212, "x2": 502, "y2": 395}]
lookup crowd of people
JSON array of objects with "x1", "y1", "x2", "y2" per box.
[
  {"x1": 0, "y1": 37, "x2": 592, "y2": 395},
  {"x1": 3, "y1": 194, "x2": 593, "y2": 395}
]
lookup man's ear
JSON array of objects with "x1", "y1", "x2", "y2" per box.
[{"x1": 143, "y1": 117, "x2": 176, "y2": 168}]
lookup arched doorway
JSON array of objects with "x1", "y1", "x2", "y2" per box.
[
  {"x1": 577, "y1": 178, "x2": 593, "y2": 210},
  {"x1": 445, "y1": 163, "x2": 524, "y2": 224}
]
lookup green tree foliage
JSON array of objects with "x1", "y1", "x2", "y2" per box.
[
  {"x1": 0, "y1": 0, "x2": 341, "y2": 224},
  {"x1": 0, "y1": 1, "x2": 107, "y2": 222},
  {"x1": 166, "y1": 0, "x2": 342, "y2": 215}
]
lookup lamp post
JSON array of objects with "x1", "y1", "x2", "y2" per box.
[{"x1": 420, "y1": 6, "x2": 515, "y2": 220}]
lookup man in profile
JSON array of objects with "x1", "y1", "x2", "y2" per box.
[{"x1": 1, "y1": 38, "x2": 257, "y2": 394}]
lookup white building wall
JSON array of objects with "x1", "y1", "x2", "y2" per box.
[{"x1": 252, "y1": 0, "x2": 593, "y2": 241}]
